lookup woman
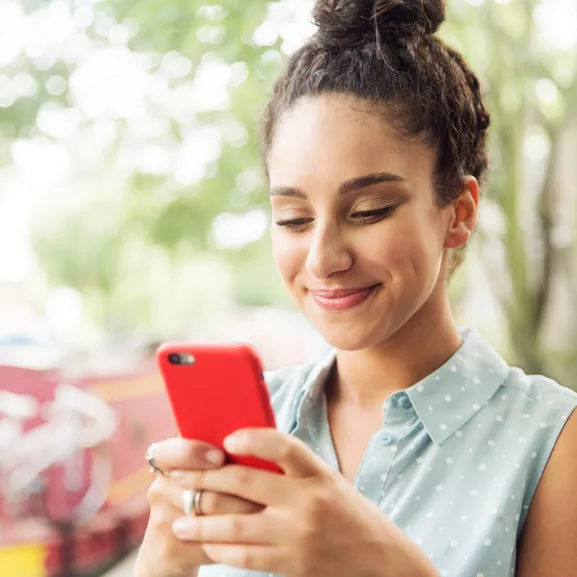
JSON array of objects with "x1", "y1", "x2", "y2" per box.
[{"x1": 135, "y1": 1, "x2": 577, "y2": 576}]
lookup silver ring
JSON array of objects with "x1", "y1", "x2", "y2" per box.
[
  {"x1": 181, "y1": 489, "x2": 204, "y2": 516},
  {"x1": 145, "y1": 443, "x2": 167, "y2": 476}
]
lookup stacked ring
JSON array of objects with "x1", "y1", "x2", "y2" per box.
[{"x1": 181, "y1": 489, "x2": 205, "y2": 516}]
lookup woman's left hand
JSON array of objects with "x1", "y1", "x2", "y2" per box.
[{"x1": 170, "y1": 428, "x2": 438, "y2": 577}]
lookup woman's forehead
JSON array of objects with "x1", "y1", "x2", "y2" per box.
[{"x1": 267, "y1": 95, "x2": 435, "y2": 190}]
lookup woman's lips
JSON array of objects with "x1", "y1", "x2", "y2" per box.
[{"x1": 309, "y1": 285, "x2": 380, "y2": 311}]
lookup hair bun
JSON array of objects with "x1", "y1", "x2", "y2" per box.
[{"x1": 313, "y1": 0, "x2": 445, "y2": 47}]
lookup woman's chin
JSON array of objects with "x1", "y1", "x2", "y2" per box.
[
  {"x1": 298, "y1": 295, "x2": 397, "y2": 351},
  {"x1": 314, "y1": 321, "x2": 386, "y2": 352}
]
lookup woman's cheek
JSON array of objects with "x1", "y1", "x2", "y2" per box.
[
  {"x1": 271, "y1": 234, "x2": 302, "y2": 284},
  {"x1": 361, "y1": 228, "x2": 413, "y2": 270}
]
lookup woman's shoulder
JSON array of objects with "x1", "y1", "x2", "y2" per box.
[
  {"x1": 262, "y1": 348, "x2": 336, "y2": 431},
  {"x1": 263, "y1": 358, "x2": 325, "y2": 403},
  {"x1": 262, "y1": 362, "x2": 317, "y2": 433},
  {"x1": 263, "y1": 362, "x2": 315, "y2": 396},
  {"x1": 501, "y1": 366, "x2": 577, "y2": 415},
  {"x1": 263, "y1": 347, "x2": 335, "y2": 396},
  {"x1": 493, "y1": 368, "x2": 577, "y2": 532},
  {"x1": 491, "y1": 367, "x2": 577, "y2": 450}
]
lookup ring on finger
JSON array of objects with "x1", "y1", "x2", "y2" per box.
[
  {"x1": 182, "y1": 489, "x2": 205, "y2": 516},
  {"x1": 146, "y1": 443, "x2": 167, "y2": 477}
]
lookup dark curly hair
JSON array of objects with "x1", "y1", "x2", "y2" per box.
[{"x1": 261, "y1": 0, "x2": 491, "y2": 272}]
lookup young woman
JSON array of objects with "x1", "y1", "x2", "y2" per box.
[{"x1": 135, "y1": 1, "x2": 577, "y2": 576}]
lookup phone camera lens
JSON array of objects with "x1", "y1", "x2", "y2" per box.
[{"x1": 168, "y1": 353, "x2": 181, "y2": 365}]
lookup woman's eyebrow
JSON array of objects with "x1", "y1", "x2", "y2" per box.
[{"x1": 269, "y1": 171, "x2": 406, "y2": 200}]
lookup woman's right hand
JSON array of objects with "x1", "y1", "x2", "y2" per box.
[{"x1": 134, "y1": 437, "x2": 264, "y2": 577}]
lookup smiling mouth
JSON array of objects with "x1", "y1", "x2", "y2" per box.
[{"x1": 309, "y1": 284, "x2": 380, "y2": 311}]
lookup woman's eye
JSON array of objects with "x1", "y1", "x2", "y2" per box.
[
  {"x1": 274, "y1": 206, "x2": 396, "y2": 229},
  {"x1": 275, "y1": 217, "x2": 313, "y2": 230},
  {"x1": 351, "y1": 206, "x2": 396, "y2": 222}
]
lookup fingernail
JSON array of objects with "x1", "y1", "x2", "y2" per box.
[
  {"x1": 223, "y1": 435, "x2": 242, "y2": 452},
  {"x1": 205, "y1": 449, "x2": 224, "y2": 465},
  {"x1": 173, "y1": 517, "x2": 196, "y2": 537}
]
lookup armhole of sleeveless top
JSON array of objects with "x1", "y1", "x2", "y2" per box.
[{"x1": 519, "y1": 400, "x2": 577, "y2": 534}]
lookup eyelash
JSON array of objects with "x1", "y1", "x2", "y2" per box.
[
  {"x1": 275, "y1": 206, "x2": 396, "y2": 230},
  {"x1": 352, "y1": 206, "x2": 396, "y2": 222}
]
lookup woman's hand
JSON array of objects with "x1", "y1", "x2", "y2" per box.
[
  {"x1": 134, "y1": 437, "x2": 264, "y2": 577},
  {"x1": 171, "y1": 429, "x2": 438, "y2": 577}
]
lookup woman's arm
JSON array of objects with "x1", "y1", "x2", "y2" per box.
[{"x1": 516, "y1": 410, "x2": 577, "y2": 576}]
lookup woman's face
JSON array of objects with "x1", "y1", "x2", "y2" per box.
[{"x1": 267, "y1": 95, "x2": 476, "y2": 351}]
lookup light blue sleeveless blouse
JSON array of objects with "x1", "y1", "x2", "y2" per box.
[{"x1": 199, "y1": 328, "x2": 577, "y2": 577}]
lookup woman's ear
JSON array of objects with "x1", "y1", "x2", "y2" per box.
[{"x1": 444, "y1": 176, "x2": 479, "y2": 250}]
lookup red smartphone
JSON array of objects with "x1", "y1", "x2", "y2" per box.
[{"x1": 156, "y1": 342, "x2": 282, "y2": 473}]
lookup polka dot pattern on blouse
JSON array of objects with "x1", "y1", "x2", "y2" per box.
[{"x1": 198, "y1": 328, "x2": 577, "y2": 577}]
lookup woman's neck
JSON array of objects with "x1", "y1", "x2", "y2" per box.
[{"x1": 329, "y1": 295, "x2": 462, "y2": 409}]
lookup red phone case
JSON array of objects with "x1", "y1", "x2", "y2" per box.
[{"x1": 157, "y1": 342, "x2": 282, "y2": 473}]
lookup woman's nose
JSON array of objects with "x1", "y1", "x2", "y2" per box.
[{"x1": 304, "y1": 224, "x2": 353, "y2": 280}]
